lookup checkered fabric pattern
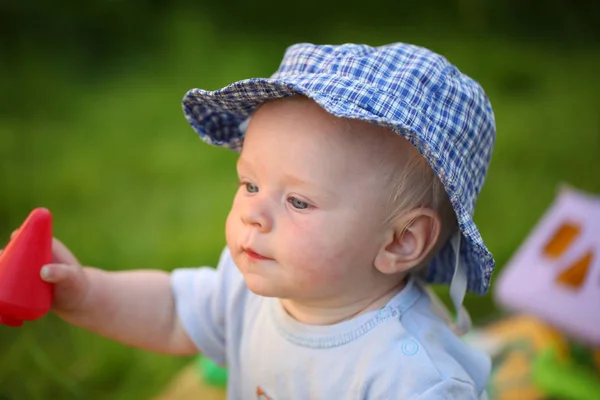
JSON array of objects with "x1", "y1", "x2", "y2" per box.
[{"x1": 182, "y1": 42, "x2": 496, "y2": 295}]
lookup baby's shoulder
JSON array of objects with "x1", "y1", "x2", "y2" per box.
[
  {"x1": 353, "y1": 334, "x2": 484, "y2": 399},
  {"x1": 354, "y1": 299, "x2": 490, "y2": 398}
]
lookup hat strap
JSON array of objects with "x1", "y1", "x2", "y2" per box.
[
  {"x1": 449, "y1": 231, "x2": 472, "y2": 335},
  {"x1": 416, "y1": 231, "x2": 472, "y2": 336}
]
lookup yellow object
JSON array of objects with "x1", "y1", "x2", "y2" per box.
[
  {"x1": 473, "y1": 314, "x2": 570, "y2": 400},
  {"x1": 484, "y1": 314, "x2": 569, "y2": 359},
  {"x1": 153, "y1": 363, "x2": 226, "y2": 400},
  {"x1": 492, "y1": 351, "x2": 545, "y2": 400}
]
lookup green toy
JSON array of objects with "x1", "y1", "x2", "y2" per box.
[
  {"x1": 195, "y1": 355, "x2": 228, "y2": 388},
  {"x1": 532, "y1": 347, "x2": 600, "y2": 400}
]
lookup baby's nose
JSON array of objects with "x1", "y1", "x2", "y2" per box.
[{"x1": 241, "y1": 201, "x2": 273, "y2": 232}]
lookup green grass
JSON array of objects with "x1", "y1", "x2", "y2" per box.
[{"x1": 1, "y1": 14, "x2": 599, "y2": 399}]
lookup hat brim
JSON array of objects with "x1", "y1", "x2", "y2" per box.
[{"x1": 182, "y1": 76, "x2": 495, "y2": 295}]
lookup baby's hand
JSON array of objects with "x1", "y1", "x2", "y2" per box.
[
  {"x1": 1, "y1": 231, "x2": 89, "y2": 313},
  {"x1": 40, "y1": 237, "x2": 90, "y2": 313}
]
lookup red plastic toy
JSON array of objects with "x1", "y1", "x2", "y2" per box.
[{"x1": 0, "y1": 208, "x2": 54, "y2": 327}]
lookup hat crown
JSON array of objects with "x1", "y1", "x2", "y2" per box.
[{"x1": 272, "y1": 43, "x2": 496, "y2": 218}]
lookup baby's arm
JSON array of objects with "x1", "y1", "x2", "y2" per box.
[{"x1": 40, "y1": 238, "x2": 197, "y2": 355}]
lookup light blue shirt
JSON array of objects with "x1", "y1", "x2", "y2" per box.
[{"x1": 171, "y1": 248, "x2": 490, "y2": 399}]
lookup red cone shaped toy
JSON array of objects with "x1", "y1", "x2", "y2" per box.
[{"x1": 0, "y1": 208, "x2": 54, "y2": 327}]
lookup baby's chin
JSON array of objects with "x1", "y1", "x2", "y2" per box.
[{"x1": 240, "y1": 269, "x2": 287, "y2": 299}]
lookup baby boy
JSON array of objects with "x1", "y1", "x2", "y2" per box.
[{"x1": 38, "y1": 42, "x2": 496, "y2": 399}]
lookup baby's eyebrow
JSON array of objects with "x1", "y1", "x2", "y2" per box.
[
  {"x1": 237, "y1": 156, "x2": 337, "y2": 201},
  {"x1": 236, "y1": 157, "x2": 253, "y2": 171},
  {"x1": 281, "y1": 172, "x2": 309, "y2": 187},
  {"x1": 281, "y1": 172, "x2": 338, "y2": 200}
]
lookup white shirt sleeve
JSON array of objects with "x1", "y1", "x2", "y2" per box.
[
  {"x1": 170, "y1": 247, "x2": 246, "y2": 366},
  {"x1": 411, "y1": 378, "x2": 482, "y2": 400}
]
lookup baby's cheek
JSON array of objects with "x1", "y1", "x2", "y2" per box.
[
  {"x1": 297, "y1": 261, "x2": 344, "y2": 289},
  {"x1": 288, "y1": 228, "x2": 330, "y2": 261},
  {"x1": 289, "y1": 235, "x2": 347, "y2": 283},
  {"x1": 225, "y1": 209, "x2": 240, "y2": 249}
]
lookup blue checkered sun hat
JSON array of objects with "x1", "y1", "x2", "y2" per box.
[{"x1": 182, "y1": 42, "x2": 496, "y2": 295}]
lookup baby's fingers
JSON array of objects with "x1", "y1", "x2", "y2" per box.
[
  {"x1": 41, "y1": 263, "x2": 79, "y2": 283},
  {"x1": 40, "y1": 263, "x2": 88, "y2": 312},
  {"x1": 51, "y1": 238, "x2": 81, "y2": 266}
]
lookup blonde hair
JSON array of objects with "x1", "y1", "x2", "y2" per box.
[
  {"x1": 383, "y1": 150, "x2": 457, "y2": 263},
  {"x1": 325, "y1": 102, "x2": 457, "y2": 257},
  {"x1": 334, "y1": 114, "x2": 457, "y2": 260}
]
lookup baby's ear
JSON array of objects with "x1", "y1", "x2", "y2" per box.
[{"x1": 374, "y1": 208, "x2": 441, "y2": 275}]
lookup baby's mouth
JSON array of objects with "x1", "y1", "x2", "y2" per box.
[{"x1": 242, "y1": 247, "x2": 273, "y2": 261}]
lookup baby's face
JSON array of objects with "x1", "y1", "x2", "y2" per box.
[{"x1": 226, "y1": 97, "x2": 401, "y2": 303}]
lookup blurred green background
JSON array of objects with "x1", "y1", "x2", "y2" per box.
[{"x1": 1, "y1": 1, "x2": 599, "y2": 399}]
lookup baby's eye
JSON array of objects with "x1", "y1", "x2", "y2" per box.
[
  {"x1": 244, "y1": 182, "x2": 259, "y2": 193},
  {"x1": 288, "y1": 197, "x2": 310, "y2": 210}
]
